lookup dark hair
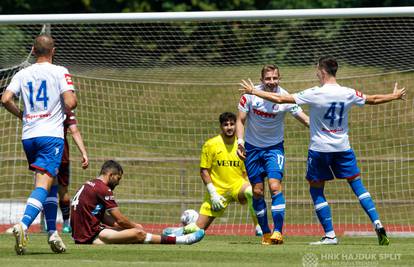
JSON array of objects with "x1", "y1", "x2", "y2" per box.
[
  {"x1": 33, "y1": 34, "x2": 55, "y2": 57},
  {"x1": 219, "y1": 112, "x2": 237, "y2": 124},
  {"x1": 318, "y1": 56, "x2": 338, "y2": 77},
  {"x1": 261, "y1": 64, "x2": 279, "y2": 79},
  {"x1": 100, "y1": 160, "x2": 123, "y2": 176}
]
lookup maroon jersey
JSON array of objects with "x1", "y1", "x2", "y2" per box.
[
  {"x1": 71, "y1": 178, "x2": 118, "y2": 244},
  {"x1": 62, "y1": 110, "x2": 77, "y2": 164}
]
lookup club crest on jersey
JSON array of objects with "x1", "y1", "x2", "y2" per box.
[{"x1": 64, "y1": 74, "x2": 73, "y2": 85}]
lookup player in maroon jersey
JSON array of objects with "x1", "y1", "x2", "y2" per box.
[
  {"x1": 71, "y1": 160, "x2": 205, "y2": 245},
  {"x1": 59, "y1": 109, "x2": 88, "y2": 233}
]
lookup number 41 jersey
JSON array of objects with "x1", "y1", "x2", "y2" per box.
[
  {"x1": 293, "y1": 84, "x2": 366, "y2": 152},
  {"x1": 6, "y1": 62, "x2": 75, "y2": 140}
]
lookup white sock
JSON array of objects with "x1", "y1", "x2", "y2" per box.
[
  {"x1": 144, "y1": 233, "x2": 152, "y2": 244},
  {"x1": 374, "y1": 220, "x2": 383, "y2": 229},
  {"x1": 325, "y1": 230, "x2": 336, "y2": 238},
  {"x1": 176, "y1": 234, "x2": 190, "y2": 244}
]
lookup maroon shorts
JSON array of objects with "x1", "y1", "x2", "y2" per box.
[
  {"x1": 74, "y1": 226, "x2": 104, "y2": 244},
  {"x1": 57, "y1": 162, "x2": 70, "y2": 186}
]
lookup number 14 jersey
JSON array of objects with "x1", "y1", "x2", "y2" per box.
[
  {"x1": 293, "y1": 84, "x2": 366, "y2": 152},
  {"x1": 6, "y1": 62, "x2": 74, "y2": 140}
]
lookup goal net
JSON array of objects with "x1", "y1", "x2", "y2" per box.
[{"x1": 0, "y1": 8, "x2": 413, "y2": 236}]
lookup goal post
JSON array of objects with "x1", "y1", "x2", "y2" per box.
[{"x1": 0, "y1": 8, "x2": 413, "y2": 236}]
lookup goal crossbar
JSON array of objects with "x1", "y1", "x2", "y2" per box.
[{"x1": 0, "y1": 7, "x2": 413, "y2": 24}]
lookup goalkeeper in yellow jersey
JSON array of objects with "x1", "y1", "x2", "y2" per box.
[{"x1": 164, "y1": 112, "x2": 262, "y2": 236}]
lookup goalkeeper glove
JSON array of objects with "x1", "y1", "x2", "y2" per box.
[{"x1": 206, "y1": 183, "x2": 226, "y2": 211}]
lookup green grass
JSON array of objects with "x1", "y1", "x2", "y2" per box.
[{"x1": 1, "y1": 234, "x2": 414, "y2": 267}]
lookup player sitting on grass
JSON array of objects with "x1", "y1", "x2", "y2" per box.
[
  {"x1": 239, "y1": 56, "x2": 406, "y2": 246},
  {"x1": 163, "y1": 112, "x2": 262, "y2": 237},
  {"x1": 71, "y1": 160, "x2": 205, "y2": 245}
]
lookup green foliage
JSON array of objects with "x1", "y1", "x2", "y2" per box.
[
  {"x1": 0, "y1": 0, "x2": 412, "y2": 14},
  {"x1": 0, "y1": 27, "x2": 29, "y2": 68}
]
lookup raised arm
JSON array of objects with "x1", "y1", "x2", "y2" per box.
[
  {"x1": 239, "y1": 79, "x2": 296, "y2": 104},
  {"x1": 365, "y1": 82, "x2": 406, "y2": 105},
  {"x1": 68, "y1": 124, "x2": 89, "y2": 169},
  {"x1": 1, "y1": 90, "x2": 23, "y2": 120}
]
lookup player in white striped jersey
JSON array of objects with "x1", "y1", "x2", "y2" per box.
[
  {"x1": 239, "y1": 56, "x2": 406, "y2": 246},
  {"x1": 1, "y1": 34, "x2": 77, "y2": 255},
  {"x1": 236, "y1": 64, "x2": 309, "y2": 245}
]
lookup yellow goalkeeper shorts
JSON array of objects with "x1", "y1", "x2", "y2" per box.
[{"x1": 199, "y1": 179, "x2": 247, "y2": 217}]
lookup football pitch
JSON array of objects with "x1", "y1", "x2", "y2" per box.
[{"x1": 1, "y1": 234, "x2": 414, "y2": 267}]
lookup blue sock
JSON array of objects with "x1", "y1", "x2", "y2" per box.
[
  {"x1": 253, "y1": 197, "x2": 271, "y2": 234},
  {"x1": 348, "y1": 178, "x2": 380, "y2": 226},
  {"x1": 271, "y1": 192, "x2": 285, "y2": 233},
  {"x1": 21, "y1": 187, "x2": 48, "y2": 229},
  {"x1": 44, "y1": 185, "x2": 58, "y2": 233},
  {"x1": 309, "y1": 187, "x2": 335, "y2": 237}
]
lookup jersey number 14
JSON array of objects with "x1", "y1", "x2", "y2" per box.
[{"x1": 27, "y1": 80, "x2": 49, "y2": 111}]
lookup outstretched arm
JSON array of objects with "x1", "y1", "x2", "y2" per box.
[
  {"x1": 68, "y1": 124, "x2": 89, "y2": 169},
  {"x1": 239, "y1": 79, "x2": 296, "y2": 104},
  {"x1": 365, "y1": 82, "x2": 406, "y2": 105},
  {"x1": 1, "y1": 90, "x2": 23, "y2": 120}
]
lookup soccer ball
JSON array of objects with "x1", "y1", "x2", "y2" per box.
[{"x1": 180, "y1": 209, "x2": 199, "y2": 226}]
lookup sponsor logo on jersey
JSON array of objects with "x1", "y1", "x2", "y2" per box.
[
  {"x1": 217, "y1": 160, "x2": 241, "y2": 167},
  {"x1": 239, "y1": 95, "x2": 247, "y2": 108},
  {"x1": 355, "y1": 90, "x2": 363, "y2": 98},
  {"x1": 24, "y1": 113, "x2": 51, "y2": 120},
  {"x1": 104, "y1": 195, "x2": 115, "y2": 201},
  {"x1": 253, "y1": 108, "x2": 276, "y2": 118},
  {"x1": 64, "y1": 74, "x2": 73, "y2": 85},
  {"x1": 321, "y1": 127, "x2": 344, "y2": 133}
]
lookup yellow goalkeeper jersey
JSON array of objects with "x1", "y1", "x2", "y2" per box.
[{"x1": 200, "y1": 134, "x2": 246, "y2": 190}]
